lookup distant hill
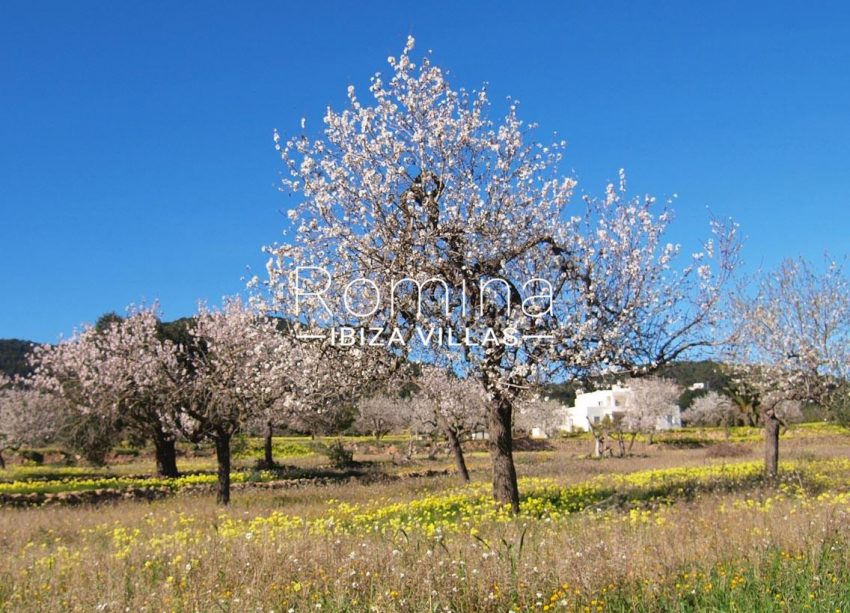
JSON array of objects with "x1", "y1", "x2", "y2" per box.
[
  {"x1": 656, "y1": 360, "x2": 729, "y2": 390},
  {"x1": 656, "y1": 360, "x2": 731, "y2": 407},
  {"x1": 0, "y1": 339, "x2": 37, "y2": 378}
]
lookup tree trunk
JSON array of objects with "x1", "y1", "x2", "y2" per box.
[
  {"x1": 214, "y1": 431, "x2": 232, "y2": 505},
  {"x1": 153, "y1": 432, "x2": 179, "y2": 478},
  {"x1": 445, "y1": 426, "x2": 470, "y2": 483},
  {"x1": 616, "y1": 434, "x2": 626, "y2": 457},
  {"x1": 264, "y1": 420, "x2": 274, "y2": 468},
  {"x1": 587, "y1": 419, "x2": 601, "y2": 457},
  {"x1": 747, "y1": 407, "x2": 759, "y2": 427},
  {"x1": 0, "y1": 450, "x2": 5, "y2": 470},
  {"x1": 427, "y1": 438, "x2": 439, "y2": 460},
  {"x1": 764, "y1": 408, "x2": 780, "y2": 478},
  {"x1": 488, "y1": 397, "x2": 519, "y2": 513}
]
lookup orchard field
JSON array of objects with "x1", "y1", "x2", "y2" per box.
[{"x1": 2, "y1": 424, "x2": 850, "y2": 612}]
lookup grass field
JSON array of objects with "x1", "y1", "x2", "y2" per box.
[{"x1": 2, "y1": 425, "x2": 850, "y2": 611}]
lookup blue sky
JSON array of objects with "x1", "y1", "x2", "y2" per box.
[{"x1": 1, "y1": 1, "x2": 849, "y2": 343}]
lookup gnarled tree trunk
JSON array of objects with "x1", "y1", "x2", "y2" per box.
[
  {"x1": 264, "y1": 420, "x2": 274, "y2": 468},
  {"x1": 153, "y1": 429, "x2": 179, "y2": 478},
  {"x1": 445, "y1": 426, "x2": 470, "y2": 483},
  {"x1": 764, "y1": 407, "x2": 780, "y2": 478},
  {"x1": 214, "y1": 430, "x2": 232, "y2": 505},
  {"x1": 489, "y1": 396, "x2": 519, "y2": 513}
]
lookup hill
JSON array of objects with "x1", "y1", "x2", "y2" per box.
[
  {"x1": 544, "y1": 360, "x2": 731, "y2": 408},
  {"x1": 0, "y1": 339, "x2": 36, "y2": 378}
]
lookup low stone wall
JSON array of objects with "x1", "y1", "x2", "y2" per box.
[{"x1": 0, "y1": 486, "x2": 173, "y2": 508}]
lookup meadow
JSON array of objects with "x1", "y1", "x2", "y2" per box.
[{"x1": 2, "y1": 425, "x2": 850, "y2": 612}]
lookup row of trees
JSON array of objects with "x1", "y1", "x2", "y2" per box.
[
  {"x1": 3, "y1": 254, "x2": 847, "y2": 503},
  {"x1": 2, "y1": 300, "x2": 398, "y2": 503}
]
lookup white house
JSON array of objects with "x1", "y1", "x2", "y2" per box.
[{"x1": 561, "y1": 383, "x2": 681, "y2": 432}]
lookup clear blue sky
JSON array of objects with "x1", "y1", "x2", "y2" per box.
[{"x1": 2, "y1": 1, "x2": 849, "y2": 343}]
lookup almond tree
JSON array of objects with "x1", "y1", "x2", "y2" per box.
[
  {"x1": 409, "y1": 367, "x2": 488, "y2": 482},
  {"x1": 623, "y1": 377, "x2": 681, "y2": 444},
  {"x1": 731, "y1": 257, "x2": 850, "y2": 476},
  {"x1": 514, "y1": 395, "x2": 566, "y2": 438},
  {"x1": 175, "y1": 299, "x2": 294, "y2": 504},
  {"x1": 580, "y1": 380, "x2": 677, "y2": 459},
  {"x1": 354, "y1": 394, "x2": 408, "y2": 440},
  {"x1": 722, "y1": 374, "x2": 761, "y2": 427},
  {"x1": 249, "y1": 400, "x2": 290, "y2": 469},
  {"x1": 0, "y1": 375, "x2": 59, "y2": 469},
  {"x1": 681, "y1": 390, "x2": 738, "y2": 428},
  {"x1": 177, "y1": 298, "x2": 386, "y2": 503},
  {"x1": 265, "y1": 38, "x2": 740, "y2": 511},
  {"x1": 30, "y1": 306, "x2": 185, "y2": 476},
  {"x1": 28, "y1": 326, "x2": 117, "y2": 467}
]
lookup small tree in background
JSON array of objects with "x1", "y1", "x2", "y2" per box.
[
  {"x1": 409, "y1": 367, "x2": 488, "y2": 482},
  {"x1": 731, "y1": 257, "x2": 850, "y2": 476},
  {"x1": 623, "y1": 377, "x2": 681, "y2": 444},
  {"x1": 514, "y1": 395, "x2": 567, "y2": 438},
  {"x1": 681, "y1": 390, "x2": 738, "y2": 430},
  {"x1": 721, "y1": 374, "x2": 762, "y2": 427},
  {"x1": 0, "y1": 375, "x2": 59, "y2": 469},
  {"x1": 355, "y1": 395, "x2": 407, "y2": 441}
]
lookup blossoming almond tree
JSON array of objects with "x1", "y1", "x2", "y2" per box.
[
  {"x1": 681, "y1": 390, "x2": 738, "y2": 428},
  {"x1": 178, "y1": 298, "x2": 390, "y2": 503},
  {"x1": 622, "y1": 377, "x2": 681, "y2": 444},
  {"x1": 354, "y1": 394, "x2": 408, "y2": 441},
  {"x1": 175, "y1": 298, "x2": 294, "y2": 504},
  {"x1": 248, "y1": 399, "x2": 290, "y2": 469},
  {"x1": 265, "y1": 38, "x2": 740, "y2": 511},
  {"x1": 409, "y1": 366, "x2": 488, "y2": 482},
  {"x1": 0, "y1": 375, "x2": 59, "y2": 469},
  {"x1": 731, "y1": 257, "x2": 850, "y2": 476},
  {"x1": 513, "y1": 395, "x2": 567, "y2": 438},
  {"x1": 29, "y1": 306, "x2": 184, "y2": 475}
]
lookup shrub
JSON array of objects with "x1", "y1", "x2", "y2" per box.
[
  {"x1": 324, "y1": 440, "x2": 355, "y2": 468},
  {"x1": 18, "y1": 450, "x2": 44, "y2": 466}
]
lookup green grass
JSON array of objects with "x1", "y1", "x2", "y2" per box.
[{"x1": 598, "y1": 544, "x2": 850, "y2": 612}]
